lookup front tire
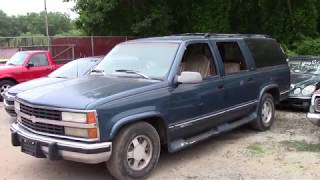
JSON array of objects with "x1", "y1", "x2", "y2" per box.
[
  {"x1": 0, "y1": 80, "x2": 16, "y2": 101},
  {"x1": 250, "y1": 93, "x2": 275, "y2": 131},
  {"x1": 107, "y1": 122, "x2": 160, "y2": 180}
]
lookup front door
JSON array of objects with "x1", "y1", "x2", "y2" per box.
[
  {"x1": 168, "y1": 41, "x2": 225, "y2": 140},
  {"x1": 26, "y1": 53, "x2": 51, "y2": 79}
]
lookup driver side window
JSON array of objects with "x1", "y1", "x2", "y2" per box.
[
  {"x1": 179, "y1": 43, "x2": 217, "y2": 79},
  {"x1": 29, "y1": 54, "x2": 49, "y2": 67}
]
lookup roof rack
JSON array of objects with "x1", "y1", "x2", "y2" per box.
[{"x1": 173, "y1": 33, "x2": 270, "y2": 38}]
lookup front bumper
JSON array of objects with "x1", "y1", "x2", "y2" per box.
[
  {"x1": 307, "y1": 113, "x2": 320, "y2": 126},
  {"x1": 10, "y1": 123, "x2": 112, "y2": 164},
  {"x1": 281, "y1": 97, "x2": 311, "y2": 109}
]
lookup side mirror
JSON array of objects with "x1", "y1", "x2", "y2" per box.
[
  {"x1": 177, "y1": 71, "x2": 203, "y2": 84},
  {"x1": 26, "y1": 63, "x2": 34, "y2": 68}
]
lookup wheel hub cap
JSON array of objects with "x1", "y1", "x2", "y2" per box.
[
  {"x1": 261, "y1": 100, "x2": 272, "y2": 124},
  {"x1": 0, "y1": 84, "x2": 11, "y2": 97},
  {"x1": 127, "y1": 135, "x2": 153, "y2": 171}
]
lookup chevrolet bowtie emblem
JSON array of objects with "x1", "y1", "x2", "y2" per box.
[{"x1": 31, "y1": 116, "x2": 37, "y2": 123}]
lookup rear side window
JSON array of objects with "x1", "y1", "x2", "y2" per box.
[
  {"x1": 216, "y1": 42, "x2": 247, "y2": 75},
  {"x1": 245, "y1": 38, "x2": 287, "y2": 68}
]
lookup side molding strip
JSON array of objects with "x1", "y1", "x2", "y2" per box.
[{"x1": 168, "y1": 100, "x2": 258, "y2": 129}]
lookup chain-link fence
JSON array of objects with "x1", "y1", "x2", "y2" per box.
[{"x1": 0, "y1": 36, "x2": 133, "y2": 63}]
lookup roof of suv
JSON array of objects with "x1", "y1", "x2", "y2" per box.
[{"x1": 129, "y1": 33, "x2": 270, "y2": 43}]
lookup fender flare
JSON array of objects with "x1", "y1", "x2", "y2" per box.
[
  {"x1": 109, "y1": 111, "x2": 166, "y2": 140},
  {"x1": 256, "y1": 84, "x2": 279, "y2": 111}
]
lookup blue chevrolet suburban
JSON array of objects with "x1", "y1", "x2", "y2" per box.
[{"x1": 10, "y1": 34, "x2": 290, "y2": 180}]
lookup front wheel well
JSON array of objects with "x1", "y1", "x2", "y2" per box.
[
  {"x1": 0, "y1": 78, "x2": 18, "y2": 84},
  {"x1": 112, "y1": 116, "x2": 168, "y2": 145}
]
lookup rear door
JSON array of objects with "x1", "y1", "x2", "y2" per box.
[
  {"x1": 26, "y1": 53, "x2": 52, "y2": 79},
  {"x1": 211, "y1": 40, "x2": 258, "y2": 121}
]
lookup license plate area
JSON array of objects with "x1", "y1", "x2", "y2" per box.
[{"x1": 21, "y1": 138, "x2": 45, "y2": 158}]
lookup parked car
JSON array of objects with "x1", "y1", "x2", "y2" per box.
[
  {"x1": 3, "y1": 56, "x2": 102, "y2": 117},
  {"x1": 10, "y1": 34, "x2": 290, "y2": 180},
  {"x1": 0, "y1": 50, "x2": 64, "y2": 101},
  {"x1": 281, "y1": 56, "x2": 320, "y2": 110}
]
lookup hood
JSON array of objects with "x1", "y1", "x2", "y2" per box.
[
  {"x1": 17, "y1": 75, "x2": 161, "y2": 110},
  {"x1": 290, "y1": 73, "x2": 320, "y2": 88},
  {"x1": 0, "y1": 65, "x2": 22, "y2": 72},
  {"x1": 8, "y1": 77, "x2": 67, "y2": 95}
]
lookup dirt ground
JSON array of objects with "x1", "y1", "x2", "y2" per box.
[{"x1": 1, "y1": 102, "x2": 320, "y2": 180}]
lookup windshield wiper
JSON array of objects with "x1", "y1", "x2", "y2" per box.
[{"x1": 115, "y1": 69, "x2": 151, "y2": 79}]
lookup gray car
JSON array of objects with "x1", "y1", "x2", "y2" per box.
[{"x1": 3, "y1": 57, "x2": 103, "y2": 116}]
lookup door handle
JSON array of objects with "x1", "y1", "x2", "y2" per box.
[
  {"x1": 218, "y1": 84, "x2": 224, "y2": 89},
  {"x1": 248, "y1": 77, "x2": 254, "y2": 82}
]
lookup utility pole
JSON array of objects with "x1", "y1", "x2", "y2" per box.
[{"x1": 44, "y1": 0, "x2": 50, "y2": 51}]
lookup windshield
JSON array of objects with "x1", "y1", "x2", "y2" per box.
[
  {"x1": 6, "y1": 52, "x2": 29, "y2": 66},
  {"x1": 289, "y1": 60, "x2": 320, "y2": 75},
  {"x1": 49, "y1": 59, "x2": 99, "y2": 78},
  {"x1": 94, "y1": 42, "x2": 180, "y2": 80}
]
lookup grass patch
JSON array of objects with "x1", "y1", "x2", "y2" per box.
[
  {"x1": 281, "y1": 140, "x2": 320, "y2": 153},
  {"x1": 246, "y1": 143, "x2": 265, "y2": 157}
]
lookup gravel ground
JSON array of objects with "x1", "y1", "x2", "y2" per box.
[{"x1": 1, "y1": 102, "x2": 320, "y2": 180}]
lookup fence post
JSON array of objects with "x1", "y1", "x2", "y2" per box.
[
  {"x1": 91, "y1": 36, "x2": 94, "y2": 56},
  {"x1": 72, "y1": 45, "x2": 75, "y2": 60}
]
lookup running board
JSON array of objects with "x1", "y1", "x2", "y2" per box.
[{"x1": 168, "y1": 113, "x2": 257, "y2": 153}]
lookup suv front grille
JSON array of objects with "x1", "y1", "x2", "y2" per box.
[
  {"x1": 20, "y1": 103, "x2": 62, "y2": 120},
  {"x1": 20, "y1": 116, "x2": 65, "y2": 135},
  {"x1": 315, "y1": 97, "x2": 320, "y2": 112}
]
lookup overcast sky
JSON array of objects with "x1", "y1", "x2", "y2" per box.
[{"x1": 0, "y1": 0, "x2": 78, "y2": 19}]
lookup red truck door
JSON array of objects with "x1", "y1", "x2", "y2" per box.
[{"x1": 25, "y1": 53, "x2": 53, "y2": 78}]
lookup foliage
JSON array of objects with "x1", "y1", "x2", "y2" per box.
[
  {"x1": 246, "y1": 143, "x2": 266, "y2": 157},
  {"x1": 293, "y1": 38, "x2": 320, "y2": 55},
  {"x1": 73, "y1": 0, "x2": 319, "y2": 44},
  {"x1": 281, "y1": 140, "x2": 320, "y2": 152},
  {"x1": 0, "y1": 10, "x2": 73, "y2": 36}
]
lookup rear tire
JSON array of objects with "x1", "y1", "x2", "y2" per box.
[
  {"x1": 250, "y1": 93, "x2": 275, "y2": 131},
  {"x1": 0, "y1": 80, "x2": 16, "y2": 102},
  {"x1": 107, "y1": 122, "x2": 160, "y2": 180}
]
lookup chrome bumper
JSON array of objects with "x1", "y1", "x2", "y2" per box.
[
  {"x1": 10, "y1": 123, "x2": 112, "y2": 164},
  {"x1": 307, "y1": 113, "x2": 320, "y2": 126}
]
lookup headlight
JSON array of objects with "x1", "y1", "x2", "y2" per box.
[
  {"x1": 302, "y1": 85, "x2": 316, "y2": 96},
  {"x1": 14, "y1": 101, "x2": 20, "y2": 111},
  {"x1": 293, "y1": 88, "x2": 301, "y2": 95},
  {"x1": 62, "y1": 112, "x2": 87, "y2": 123},
  {"x1": 62, "y1": 111, "x2": 98, "y2": 139},
  {"x1": 65, "y1": 127, "x2": 92, "y2": 138}
]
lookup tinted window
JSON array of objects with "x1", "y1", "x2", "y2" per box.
[
  {"x1": 29, "y1": 54, "x2": 49, "y2": 67},
  {"x1": 245, "y1": 38, "x2": 287, "y2": 68},
  {"x1": 180, "y1": 43, "x2": 217, "y2": 78},
  {"x1": 49, "y1": 59, "x2": 99, "y2": 78},
  {"x1": 216, "y1": 42, "x2": 247, "y2": 75}
]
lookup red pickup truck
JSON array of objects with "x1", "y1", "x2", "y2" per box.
[{"x1": 0, "y1": 50, "x2": 63, "y2": 100}]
